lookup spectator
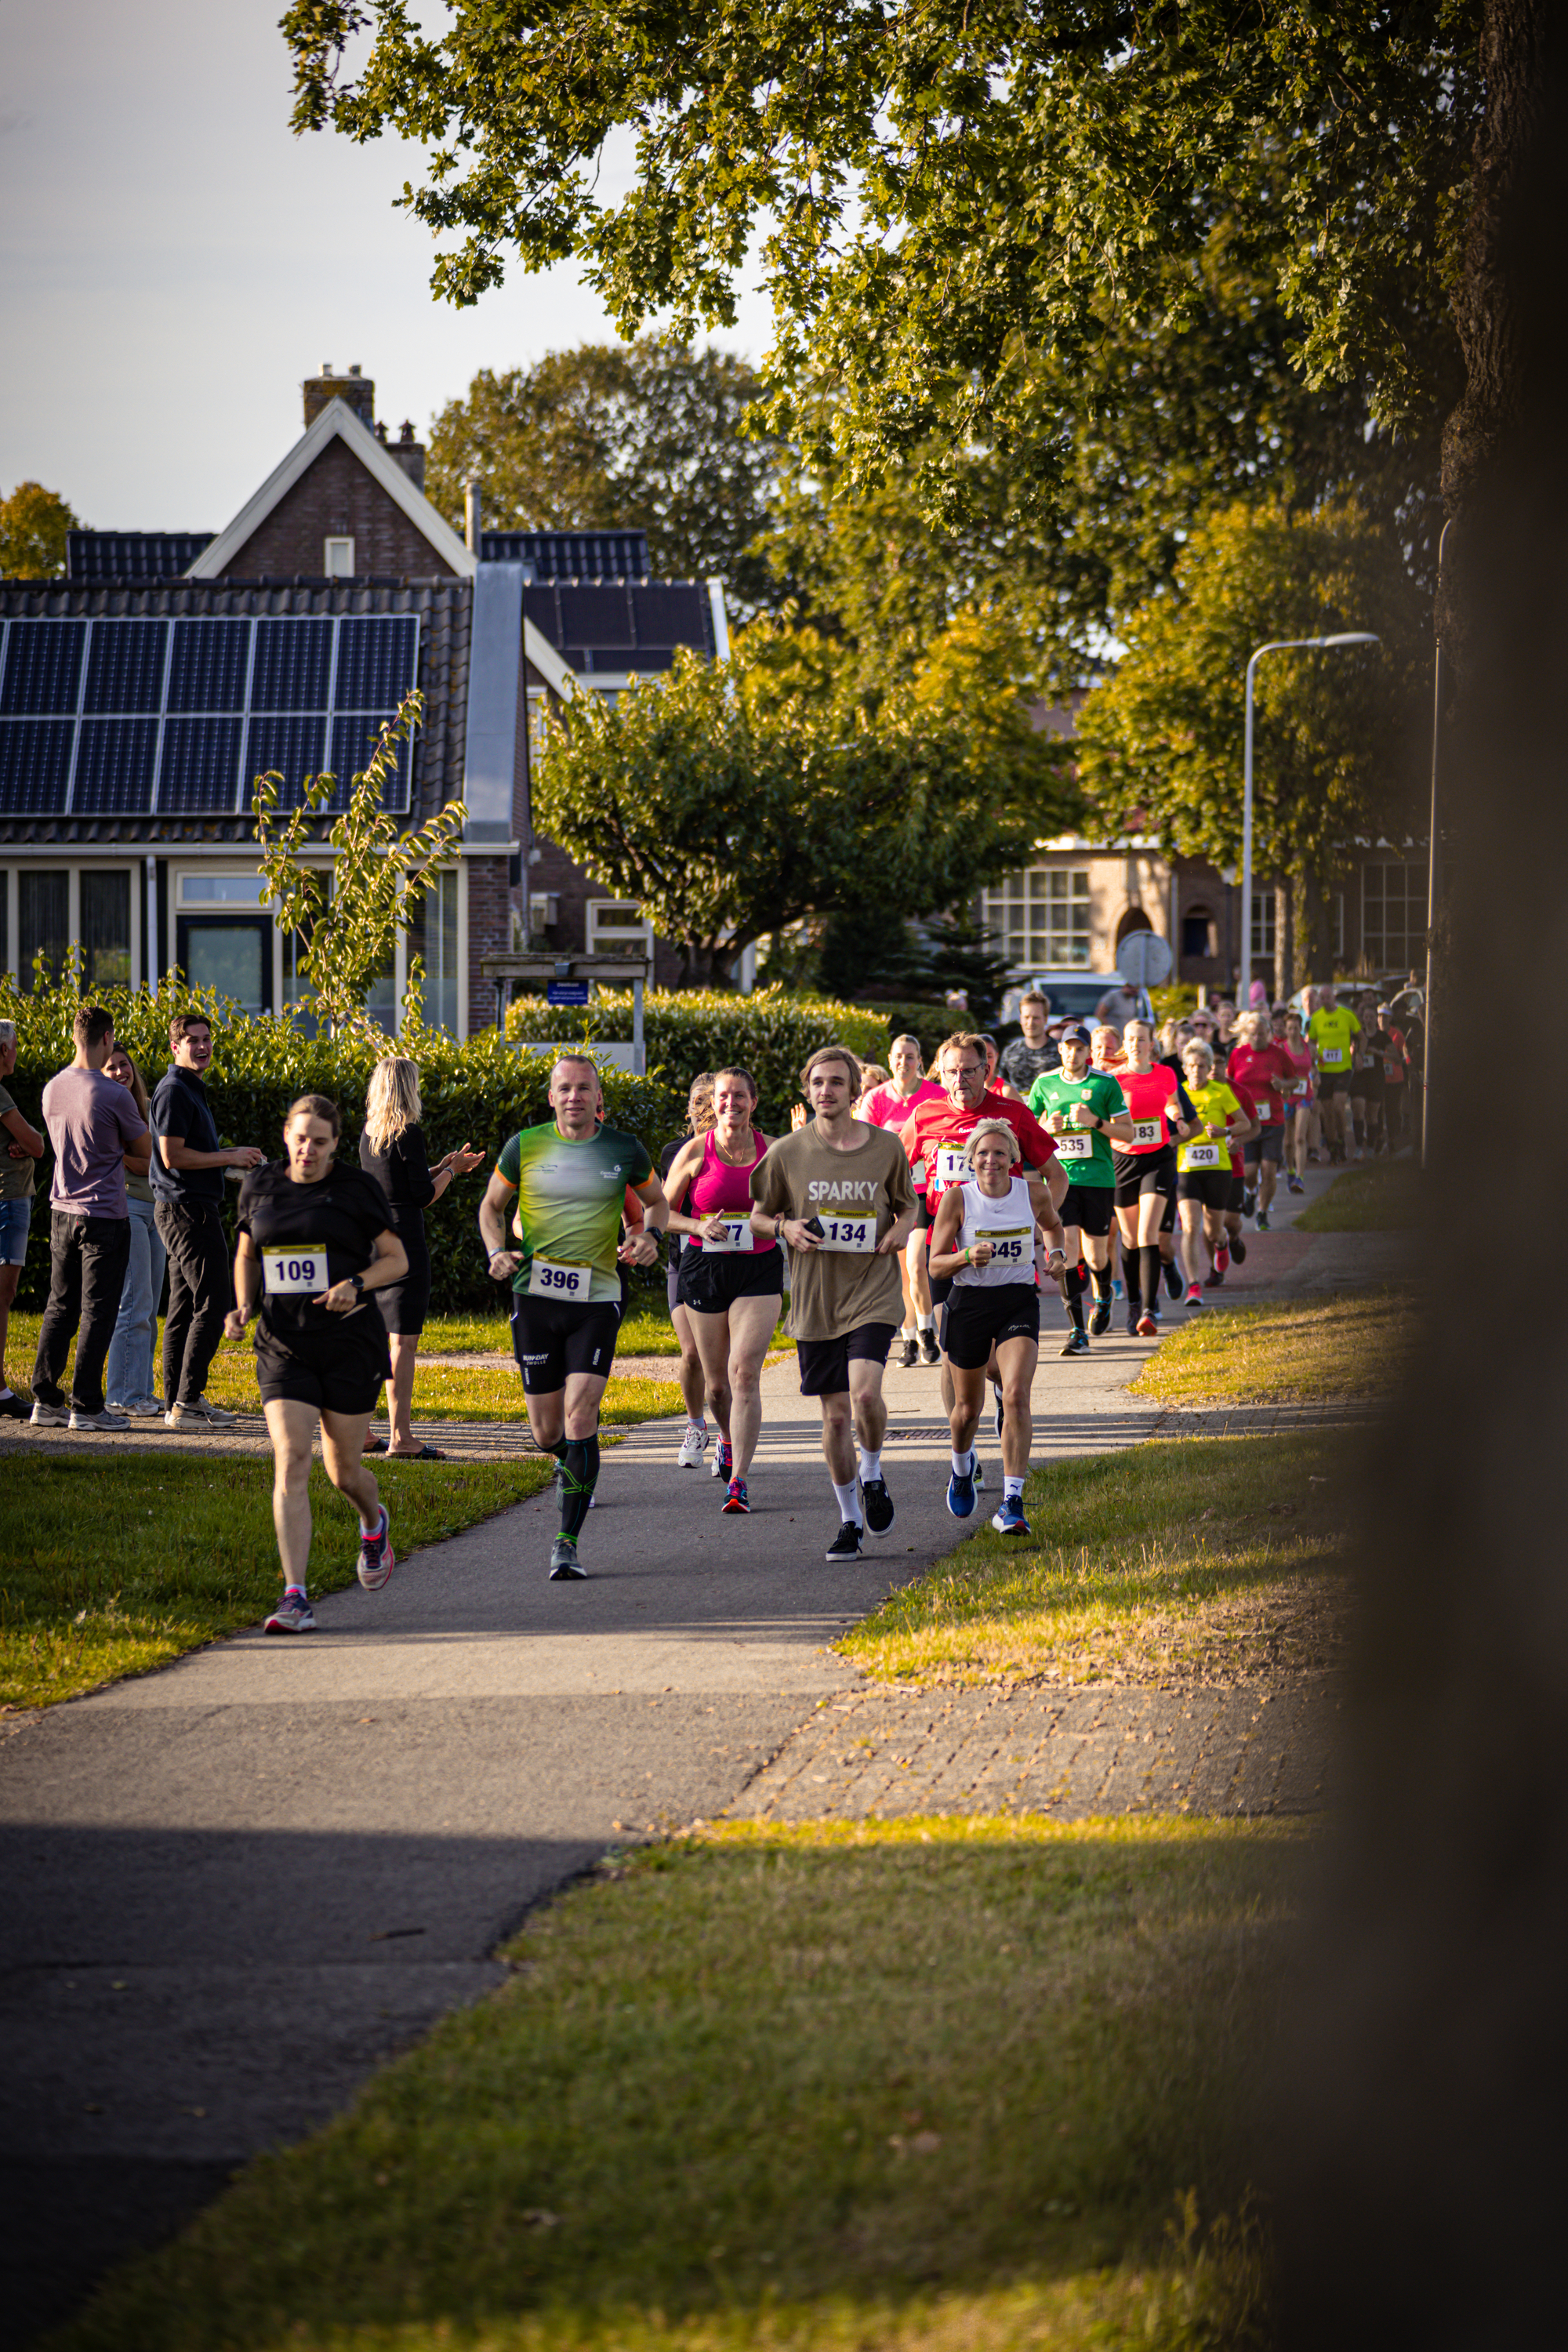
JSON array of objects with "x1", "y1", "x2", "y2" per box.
[
  {"x1": 29, "y1": 1005, "x2": 147, "y2": 1431},
  {"x1": 1094, "y1": 975, "x2": 1141, "y2": 1029},
  {"x1": 151, "y1": 1011, "x2": 264, "y2": 1432},
  {"x1": 998, "y1": 990, "x2": 1059, "y2": 1098},
  {"x1": 103, "y1": 1045, "x2": 165, "y2": 1419},
  {"x1": 0, "y1": 1016, "x2": 45, "y2": 1419}
]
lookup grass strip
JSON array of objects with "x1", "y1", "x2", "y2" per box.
[
  {"x1": 1291, "y1": 1157, "x2": 1421, "y2": 1231},
  {"x1": 422, "y1": 1301, "x2": 683, "y2": 1357},
  {"x1": 53, "y1": 1817, "x2": 1298, "y2": 2352},
  {"x1": 844, "y1": 1431, "x2": 1348, "y2": 1687},
  {"x1": 0, "y1": 1452, "x2": 552, "y2": 1711},
  {"x1": 1128, "y1": 1287, "x2": 1414, "y2": 1406}
]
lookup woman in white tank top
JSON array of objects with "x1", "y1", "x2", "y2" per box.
[{"x1": 927, "y1": 1119, "x2": 1066, "y2": 1537}]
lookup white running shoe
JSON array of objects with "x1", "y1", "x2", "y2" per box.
[
  {"x1": 676, "y1": 1422, "x2": 709, "y2": 1470},
  {"x1": 69, "y1": 1406, "x2": 129, "y2": 1431}
]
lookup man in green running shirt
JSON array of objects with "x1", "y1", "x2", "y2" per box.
[
  {"x1": 1027, "y1": 1022, "x2": 1134, "y2": 1352},
  {"x1": 1307, "y1": 984, "x2": 1361, "y2": 1164},
  {"x1": 479, "y1": 1054, "x2": 667, "y2": 1580}
]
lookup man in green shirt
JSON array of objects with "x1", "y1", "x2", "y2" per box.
[
  {"x1": 479, "y1": 1054, "x2": 667, "y2": 1581},
  {"x1": 1306, "y1": 985, "x2": 1362, "y2": 1163},
  {"x1": 1028, "y1": 1024, "x2": 1134, "y2": 1352}
]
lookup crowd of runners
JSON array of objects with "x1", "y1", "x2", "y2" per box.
[{"x1": 6, "y1": 979, "x2": 1415, "y2": 1628}]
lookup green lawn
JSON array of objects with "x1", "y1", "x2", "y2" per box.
[
  {"x1": 1, "y1": 1451, "x2": 554, "y2": 1711},
  {"x1": 1292, "y1": 1158, "x2": 1421, "y2": 1232},
  {"x1": 845, "y1": 1431, "x2": 1348, "y2": 1687},
  {"x1": 53, "y1": 1816, "x2": 1298, "y2": 2352},
  {"x1": 1128, "y1": 1289, "x2": 1414, "y2": 1406},
  {"x1": 422, "y1": 1298, "x2": 684, "y2": 1356}
]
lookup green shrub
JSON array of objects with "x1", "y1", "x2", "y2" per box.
[
  {"x1": 1150, "y1": 983, "x2": 1200, "y2": 1025},
  {"x1": 0, "y1": 971, "x2": 681, "y2": 1314}
]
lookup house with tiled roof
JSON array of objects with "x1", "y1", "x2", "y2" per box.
[{"x1": 0, "y1": 366, "x2": 727, "y2": 1031}]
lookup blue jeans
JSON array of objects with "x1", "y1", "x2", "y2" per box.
[{"x1": 105, "y1": 1196, "x2": 166, "y2": 1407}]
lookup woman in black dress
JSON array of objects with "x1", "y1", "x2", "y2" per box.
[{"x1": 359, "y1": 1055, "x2": 485, "y2": 1459}]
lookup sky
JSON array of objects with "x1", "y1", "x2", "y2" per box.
[{"x1": 0, "y1": 0, "x2": 773, "y2": 532}]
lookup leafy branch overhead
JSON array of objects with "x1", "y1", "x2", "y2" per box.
[{"x1": 252, "y1": 689, "x2": 465, "y2": 1039}]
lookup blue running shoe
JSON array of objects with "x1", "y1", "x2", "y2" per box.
[
  {"x1": 991, "y1": 1497, "x2": 1031, "y2": 1536},
  {"x1": 946, "y1": 1457, "x2": 977, "y2": 1518}
]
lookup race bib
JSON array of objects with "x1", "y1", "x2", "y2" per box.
[
  {"x1": 1131, "y1": 1117, "x2": 1162, "y2": 1148},
  {"x1": 1056, "y1": 1131, "x2": 1094, "y2": 1160},
  {"x1": 818, "y1": 1213, "x2": 877, "y2": 1253},
  {"x1": 933, "y1": 1146, "x2": 971, "y2": 1186},
  {"x1": 911, "y1": 1157, "x2": 927, "y2": 1185},
  {"x1": 1318, "y1": 1044, "x2": 1345, "y2": 1066},
  {"x1": 262, "y1": 1247, "x2": 327, "y2": 1297},
  {"x1": 1185, "y1": 1142, "x2": 1221, "y2": 1169},
  {"x1": 980, "y1": 1226, "x2": 1032, "y2": 1266},
  {"x1": 528, "y1": 1255, "x2": 590, "y2": 1300},
  {"x1": 702, "y1": 1215, "x2": 754, "y2": 1254}
]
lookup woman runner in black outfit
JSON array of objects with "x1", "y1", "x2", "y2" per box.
[
  {"x1": 358, "y1": 1055, "x2": 485, "y2": 1459},
  {"x1": 225, "y1": 1094, "x2": 408, "y2": 1634}
]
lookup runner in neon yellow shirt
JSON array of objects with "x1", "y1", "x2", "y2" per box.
[{"x1": 1307, "y1": 985, "x2": 1361, "y2": 1164}]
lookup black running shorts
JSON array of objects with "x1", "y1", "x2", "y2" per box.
[
  {"x1": 1060, "y1": 1181, "x2": 1114, "y2": 1238},
  {"x1": 677, "y1": 1244, "x2": 784, "y2": 1316},
  {"x1": 255, "y1": 1331, "x2": 387, "y2": 1417},
  {"x1": 1317, "y1": 1068, "x2": 1353, "y2": 1098},
  {"x1": 1243, "y1": 1124, "x2": 1284, "y2": 1165},
  {"x1": 510, "y1": 1294, "x2": 622, "y2": 1394},
  {"x1": 940, "y1": 1282, "x2": 1040, "y2": 1370},
  {"x1": 1112, "y1": 1146, "x2": 1176, "y2": 1206},
  {"x1": 1177, "y1": 1170, "x2": 1232, "y2": 1211},
  {"x1": 796, "y1": 1321, "x2": 897, "y2": 1396}
]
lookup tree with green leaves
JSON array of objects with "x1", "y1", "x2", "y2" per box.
[
  {"x1": 252, "y1": 692, "x2": 466, "y2": 1040},
  {"x1": 1074, "y1": 499, "x2": 1429, "y2": 985},
  {"x1": 426, "y1": 341, "x2": 784, "y2": 615},
  {"x1": 0, "y1": 482, "x2": 78, "y2": 579},
  {"x1": 532, "y1": 613, "x2": 1075, "y2": 986}
]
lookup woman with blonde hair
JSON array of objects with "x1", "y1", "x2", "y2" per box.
[{"x1": 358, "y1": 1055, "x2": 484, "y2": 1458}]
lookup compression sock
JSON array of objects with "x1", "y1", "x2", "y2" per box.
[
  {"x1": 832, "y1": 1478, "x2": 863, "y2": 1526},
  {"x1": 1004, "y1": 1475, "x2": 1025, "y2": 1502},
  {"x1": 950, "y1": 1450, "x2": 975, "y2": 1478},
  {"x1": 560, "y1": 1436, "x2": 601, "y2": 1539},
  {"x1": 858, "y1": 1446, "x2": 882, "y2": 1484},
  {"x1": 1141, "y1": 1245, "x2": 1163, "y2": 1315},
  {"x1": 1064, "y1": 1261, "x2": 1086, "y2": 1333},
  {"x1": 1091, "y1": 1263, "x2": 1115, "y2": 1302}
]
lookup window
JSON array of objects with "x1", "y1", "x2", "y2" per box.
[
  {"x1": 1362, "y1": 859, "x2": 1425, "y2": 971},
  {"x1": 181, "y1": 873, "x2": 266, "y2": 905},
  {"x1": 19, "y1": 869, "x2": 67, "y2": 991},
  {"x1": 1250, "y1": 889, "x2": 1276, "y2": 961},
  {"x1": 81, "y1": 870, "x2": 132, "y2": 989},
  {"x1": 586, "y1": 899, "x2": 655, "y2": 957},
  {"x1": 324, "y1": 537, "x2": 355, "y2": 577},
  {"x1": 981, "y1": 867, "x2": 1092, "y2": 970},
  {"x1": 419, "y1": 866, "x2": 459, "y2": 1036},
  {"x1": 1181, "y1": 906, "x2": 1216, "y2": 961}
]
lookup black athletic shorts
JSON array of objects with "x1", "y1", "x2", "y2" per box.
[
  {"x1": 1177, "y1": 1169, "x2": 1232, "y2": 1211},
  {"x1": 940, "y1": 1282, "x2": 1040, "y2": 1370},
  {"x1": 1243, "y1": 1124, "x2": 1284, "y2": 1165},
  {"x1": 1061, "y1": 1181, "x2": 1114, "y2": 1238},
  {"x1": 666, "y1": 1250, "x2": 683, "y2": 1318},
  {"x1": 1112, "y1": 1146, "x2": 1176, "y2": 1206},
  {"x1": 255, "y1": 1332, "x2": 387, "y2": 1417},
  {"x1": 1352, "y1": 1065, "x2": 1384, "y2": 1099},
  {"x1": 677, "y1": 1244, "x2": 784, "y2": 1316},
  {"x1": 1318, "y1": 1068, "x2": 1353, "y2": 1098},
  {"x1": 510, "y1": 1294, "x2": 622, "y2": 1394},
  {"x1": 1160, "y1": 1184, "x2": 1177, "y2": 1234},
  {"x1": 1227, "y1": 1171, "x2": 1247, "y2": 1213},
  {"x1": 916, "y1": 1193, "x2": 933, "y2": 1232},
  {"x1": 796, "y1": 1321, "x2": 897, "y2": 1396}
]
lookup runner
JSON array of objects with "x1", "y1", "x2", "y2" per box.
[
  {"x1": 998, "y1": 990, "x2": 1059, "y2": 1101},
  {"x1": 1218, "y1": 1067, "x2": 1259, "y2": 1274},
  {"x1": 1027, "y1": 1022, "x2": 1134, "y2": 1351},
  {"x1": 1307, "y1": 982, "x2": 1361, "y2": 1163},
  {"x1": 659, "y1": 1073, "x2": 716, "y2": 1468},
  {"x1": 1279, "y1": 1007, "x2": 1316, "y2": 1193},
  {"x1": 750, "y1": 1044, "x2": 918, "y2": 1559},
  {"x1": 1110, "y1": 1019, "x2": 1196, "y2": 1338},
  {"x1": 928, "y1": 1120, "x2": 1058, "y2": 1532},
  {"x1": 1377, "y1": 1003, "x2": 1410, "y2": 1149},
  {"x1": 223, "y1": 1095, "x2": 407, "y2": 1634},
  {"x1": 1174, "y1": 1042, "x2": 1257, "y2": 1305},
  {"x1": 664, "y1": 1066, "x2": 782, "y2": 1515},
  {"x1": 859, "y1": 1034, "x2": 944, "y2": 1366},
  {"x1": 1350, "y1": 992, "x2": 1385, "y2": 1160},
  {"x1": 478, "y1": 1054, "x2": 666, "y2": 1581},
  {"x1": 1228, "y1": 1011, "x2": 1297, "y2": 1231}
]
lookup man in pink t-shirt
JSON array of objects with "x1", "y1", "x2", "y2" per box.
[
  {"x1": 858, "y1": 1033, "x2": 946, "y2": 1364},
  {"x1": 31, "y1": 1003, "x2": 147, "y2": 1429}
]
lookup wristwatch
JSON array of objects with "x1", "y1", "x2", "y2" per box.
[{"x1": 349, "y1": 1272, "x2": 365, "y2": 1297}]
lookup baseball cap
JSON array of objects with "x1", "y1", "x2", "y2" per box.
[{"x1": 1061, "y1": 1022, "x2": 1094, "y2": 1045}]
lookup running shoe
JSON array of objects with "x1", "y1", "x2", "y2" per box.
[
  {"x1": 721, "y1": 1476, "x2": 750, "y2": 1514},
  {"x1": 126, "y1": 1394, "x2": 165, "y2": 1417},
  {"x1": 358, "y1": 1507, "x2": 395, "y2": 1591},
  {"x1": 1256, "y1": 1210, "x2": 1271, "y2": 1232},
  {"x1": 991, "y1": 1497, "x2": 1031, "y2": 1536},
  {"x1": 1214, "y1": 1245, "x2": 1231, "y2": 1275},
  {"x1": 264, "y1": 1588, "x2": 316, "y2": 1635},
  {"x1": 164, "y1": 1399, "x2": 235, "y2": 1431},
  {"x1": 68, "y1": 1406, "x2": 129, "y2": 1431},
  {"x1": 1060, "y1": 1328, "x2": 1090, "y2": 1357},
  {"x1": 862, "y1": 1476, "x2": 895, "y2": 1535},
  {"x1": 1204, "y1": 1268, "x2": 1225, "y2": 1288},
  {"x1": 993, "y1": 1388, "x2": 1005, "y2": 1441},
  {"x1": 549, "y1": 1535, "x2": 588, "y2": 1580},
  {"x1": 29, "y1": 1400, "x2": 69, "y2": 1426},
  {"x1": 972, "y1": 1455, "x2": 985, "y2": 1490},
  {"x1": 1163, "y1": 1258, "x2": 1183, "y2": 1300},
  {"x1": 1242, "y1": 1189, "x2": 1257, "y2": 1219},
  {"x1": 898, "y1": 1334, "x2": 919, "y2": 1369},
  {"x1": 711, "y1": 1440, "x2": 733, "y2": 1482},
  {"x1": 1185, "y1": 1283, "x2": 1205, "y2": 1308},
  {"x1": 1126, "y1": 1316, "x2": 1142, "y2": 1339},
  {"x1": 825, "y1": 1521, "x2": 863, "y2": 1560},
  {"x1": 0, "y1": 1392, "x2": 28, "y2": 1421},
  {"x1": 1286, "y1": 1174, "x2": 1305, "y2": 1194},
  {"x1": 1112, "y1": 1279, "x2": 1126, "y2": 1302},
  {"x1": 677, "y1": 1421, "x2": 709, "y2": 1469},
  {"x1": 917, "y1": 1329, "x2": 941, "y2": 1367},
  {"x1": 946, "y1": 1458, "x2": 977, "y2": 1519},
  {"x1": 1229, "y1": 1236, "x2": 1247, "y2": 1265},
  {"x1": 1089, "y1": 1298, "x2": 1112, "y2": 1337},
  {"x1": 1136, "y1": 1310, "x2": 1158, "y2": 1338}
]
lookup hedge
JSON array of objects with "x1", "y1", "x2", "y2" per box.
[{"x1": 0, "y1": 975, "x2": 683, "y2": 1316}]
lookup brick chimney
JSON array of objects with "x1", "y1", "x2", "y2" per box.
[
  {"x1": 303, "y1": 362, "x2": 375, "y2": 434},
  {"x1": 389, "y1": 419, "x2": 426, "y2": 494}
]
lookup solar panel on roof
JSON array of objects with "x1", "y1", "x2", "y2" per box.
[{"x1": 0, "y1": 612, "x2": 419, "y2": 818}]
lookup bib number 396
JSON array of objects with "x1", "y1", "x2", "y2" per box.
[
  {"x1": 819, "y1": 1214, "x2": 876, "y2": 1253},
  {"x1": 262, "y1": 1249, "x2": 327, "y2": 1297},
  {"x1": 528, "y1": 1256, "x2": 590, "y2": 1300}
]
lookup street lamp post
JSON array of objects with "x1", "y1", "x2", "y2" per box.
[{"x1": 1243, "y1": 633, "x2": 1381, "y2": 1002}]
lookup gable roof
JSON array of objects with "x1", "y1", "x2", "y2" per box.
[{"x1": 187, "y1": 397, "x2": 477, "y2": 582}]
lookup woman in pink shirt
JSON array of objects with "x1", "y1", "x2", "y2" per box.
[{"x1": 858, "y1": 1034, "x2": 945, "y2": 1365}]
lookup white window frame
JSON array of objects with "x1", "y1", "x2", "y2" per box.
[
  {"x1": 586, "y1": 898, "x2": 655, "y2": 958},
  {"x1": 324, "y1": 536, "x2": 355, "y2": 577},
  {"x1": 981, "y1": 865, "x2": 1093, "y2": 971},
  {"x1": 1249, "y1": 887, "x2": 1276, "y2": 960},
  {"x1": 1360, "y1": 858, "x2": 1425, "y2": 971}
]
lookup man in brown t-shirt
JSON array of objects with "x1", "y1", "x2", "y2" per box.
[{"x1": 750, "y1": 1044, "x2": 918, "y2": 1560}]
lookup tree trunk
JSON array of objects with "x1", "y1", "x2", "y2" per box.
[{"x1": 1290, "y1": 868, "x2": 1333, "y2": 989}]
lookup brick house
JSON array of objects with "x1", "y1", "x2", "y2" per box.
[{"x1": 0, "y1": 366, "x2": 725, "y2": 1033}]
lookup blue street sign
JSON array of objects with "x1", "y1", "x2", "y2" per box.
[{"x1": 546, "y1": 981, "x2": 591, "y2": 1007}]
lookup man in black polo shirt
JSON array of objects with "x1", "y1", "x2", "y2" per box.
[{"x1": 151, "y1": 1011, "x2": 263, "y2": 1430}]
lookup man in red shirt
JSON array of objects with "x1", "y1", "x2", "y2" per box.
[
  {"x1": 898, "y1": 1033, "x2": 1067, "y2": 1457},
  {"x1": 1228, "y1": 1011, "x2": 1298, "y2": 1230}
]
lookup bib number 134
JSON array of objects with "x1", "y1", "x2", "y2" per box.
[{"x1": 819, "y1": 1214, "x2": 876, "y2": 1253}]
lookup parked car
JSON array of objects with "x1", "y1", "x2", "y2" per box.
[{"x1": 1000, "y1": 971, "x2": 1156, "y2": 1029}]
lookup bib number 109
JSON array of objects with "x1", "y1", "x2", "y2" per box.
[
  {"x1": 528, "y1": 1257, "x2": 590, "y2": 1300},
  {"x1": 262, "y1": 1249, "x2": 326, "y2": 1297}
]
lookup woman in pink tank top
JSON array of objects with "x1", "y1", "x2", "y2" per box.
[{"x1": 663, "y1": 1066, "x2": 783, "y2": 1515}]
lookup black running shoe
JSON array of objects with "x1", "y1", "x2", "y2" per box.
[
  {"x1": 916, "y1": 1329, "x2": 941, "y2": 1366},
  {"x1": 549, "y1": 1536, "x2": 587, "y2": 1580},
  {"x1": 1230, "y1": 1234, "x2": 1247, "y2": 1264},
  {"x1": 1089, "y1": 1298, "x2": 1112, "y2": 1337},
  {"x1": 898, "y1": 1335, "x2": 919, "y2": 1369},
  {"x1": 1060, "y1": 1327, "x2": 1090, "y2": 1356},
  {"x1": 825, "y1": 1520, "x2": 864, "y2": 1560},
  {"x1": 1163, "y1": 1258, "x2": 1183, "y2": 1299},
  {"x1": 1126, "y1": 1316, "x2": 1142, "y2": 1338},
  {"x1": 862, "y1": 1476, "x2": 895, "y2": 1536}
]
